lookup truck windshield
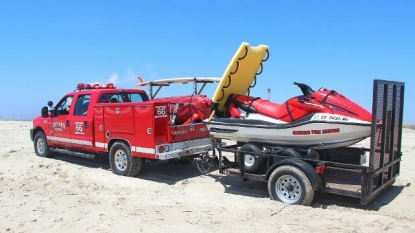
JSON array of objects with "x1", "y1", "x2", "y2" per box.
[{"x1": 99, "y1": 92, "x2": 148, "y2": 103}]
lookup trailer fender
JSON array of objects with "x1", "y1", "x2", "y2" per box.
[{"x1": 266, "y1": 158, "x2": 322, "y2": 191}]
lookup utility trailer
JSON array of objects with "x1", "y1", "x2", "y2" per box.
[{"x1": 212, "y1": 79, "x2": 405, "y2": 205}]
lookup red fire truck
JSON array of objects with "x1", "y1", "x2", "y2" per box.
[{"x1": 30, "y1": 79, "x2": 217, "y2": 177}]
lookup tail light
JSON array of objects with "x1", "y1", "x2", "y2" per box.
[
  {"x1": 157, "y1": 145, "x2": 170, "y2": 153},
  {"x1": 315, "y1": 164, "x2": 326, "y2": 174}
]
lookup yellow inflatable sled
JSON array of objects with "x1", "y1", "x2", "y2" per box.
[{"x1": 210, "y1": 42, "x2": 269, "y2": 119}]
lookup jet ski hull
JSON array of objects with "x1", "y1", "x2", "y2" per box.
[{"x1": 205, "y1": 115, "x2": 372, "y2": 150}]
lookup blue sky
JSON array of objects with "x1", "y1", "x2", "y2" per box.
[{"x1": 1, "y1": 1, "x2": 414, "y2": 123}]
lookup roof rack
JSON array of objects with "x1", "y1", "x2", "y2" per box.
[{"x1": 136, "y1": 77, "x2": 221, "y2": 99}]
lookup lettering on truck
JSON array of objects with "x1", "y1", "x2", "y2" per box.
[
  {"x1": 155, "y1": 106, "x2": 168, "y2": 118},
  {"x1": 171, "y1": 125, "x2": 208, "y2": 135},
  {"x1": 172, "y1": 129, "x2": 187, "y2": 135},
  {"x1": 74, "y1": 122, "x2": 84, "y2": 135},
  {"x1": 52, "y1": 121, "x2": 66, "y2": 132}
]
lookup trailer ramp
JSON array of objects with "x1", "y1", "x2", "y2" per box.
[
  {"x1": 323, "y1": 79, "x2": 405, "y2": 204},
  {"x1": 365, "y1": 79, "x2": 405, "y2": 204}
]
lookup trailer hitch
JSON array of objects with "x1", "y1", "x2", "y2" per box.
[{"x1": 192, "y1": 152, "x2": 216, "y2": 174}]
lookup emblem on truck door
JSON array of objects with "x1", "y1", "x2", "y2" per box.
[
  {"x1": 155, "y1": 106, "x2": 167, "y2": 118},
  {"x1": 116, "y1": 108, "x2": 120, "y2": 114}
]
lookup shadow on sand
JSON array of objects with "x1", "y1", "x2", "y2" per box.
[
  {"x1": 311, "y1": 183, "x2": 409, "y2": 210},
  {"x1": 138, "y1": 160, "x2": 210, "y2": 185},
  {"x1": 50, "y1": 153, "x2": 409, "y2": 208},
  {"x1": 51, "y1": 153, "x2": 209, "y2": 185},
  {"x1": 50, "y1": 153, "x2": 269, "y2": 197},
  {"x1": 206, "y1": 173, "x2": 270, "y2": 199},
  {"x1": 52, "y1": 153, "x2": 111, "y2": 170},
  {"x1": 206, "y1": 171, "x2": 410, "y2": 208}
]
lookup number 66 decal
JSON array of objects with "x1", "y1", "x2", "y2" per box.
[{"x1": 75, "y1": 124, "x2": 83, "y2": 132}]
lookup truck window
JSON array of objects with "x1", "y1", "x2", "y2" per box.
[
  {"x1": 99, "y1": 92, "x2": 148, "y2": 103},
  {"x1": 74, "y1": 94, "x2": 91, "y2": 116},
  {"x1": 129, "y1": 93, "x2": 147, "y2": 102},
  {"x1": 55, "y1": 95, "x2": 73, "y2": 116},
  {"x1": 99, "y1": 94, "x2": 120, "y2": 103}
]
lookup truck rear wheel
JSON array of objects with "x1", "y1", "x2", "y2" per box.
[
  {"x1": 109, "y1": 141, "x2": 143, "y2": 177},
  {"x1": 268, "y1": 165, "x2": 314, "y2": 206},
  {"x1": 34, "y1": 131, "x2": 53, "y2": 158}
]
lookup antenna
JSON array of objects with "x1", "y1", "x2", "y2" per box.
[{"x1": 267, "y1": 88, "x2": 271, "y2": 101}]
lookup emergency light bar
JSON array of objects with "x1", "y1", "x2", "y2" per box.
[{"x1": 76, "y1": 83, "x2": 116, "y2": 90}]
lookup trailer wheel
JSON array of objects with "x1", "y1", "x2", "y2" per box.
[
  {"x1": 33, "y1": 131, "x2": 54, "y2": 158},
  {"x1": 109, "y1": 141, "x2": 143, "y2": 177},
  {"x1": 237, "y1": 143, "x2": 265, "y2": 174},
  {"x1": 268, "y1": 165, "x2": 314, "y2": 205}
]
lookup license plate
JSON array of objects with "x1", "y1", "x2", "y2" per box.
[
  {"x1": 167, "y1": 152, "x2": 178, "y2": 159},
  {"x1": 172, "y1": 142, "x2": 184, "y2": 151}
]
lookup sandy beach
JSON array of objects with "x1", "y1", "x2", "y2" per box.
[{"x1": 1, "y1": 120, "x2": 414, "y2": 232}]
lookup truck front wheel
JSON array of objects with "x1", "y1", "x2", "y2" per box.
[
  {"x1": 109, "y1": 142, "x2": 143, "y2": 177},
  {"x1": 34, "y1": 131, "x2": 53, "y2": 158},
  {"x1": 268, "y1": 165, "x2": 315, "y2": 206}
]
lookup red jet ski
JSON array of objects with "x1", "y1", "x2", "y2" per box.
[{"x1": 205, "y1": 82, "x2": 374, "y2": 150}]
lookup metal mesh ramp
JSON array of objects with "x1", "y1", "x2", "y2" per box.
[{"x1": 364, "y1": 79, "x2": 405, "y2": 204}]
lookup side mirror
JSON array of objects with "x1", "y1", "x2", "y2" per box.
[
  {"x1": 41, "y1": 106, "x2": 49, "y2": 118},
  {"x1": 48, "y1": 101, "x2": 53, "y2": 107}
]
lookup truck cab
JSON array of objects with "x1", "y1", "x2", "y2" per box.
[{"x1": 30, "y1": 82, "x2": 213, "y2": 177}]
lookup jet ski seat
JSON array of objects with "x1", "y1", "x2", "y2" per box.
[{"x1": 226, "y1": 94, "x2": 293, "y2": 120}]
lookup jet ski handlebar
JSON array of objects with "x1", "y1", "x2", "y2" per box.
[{"x1": 293, "y1": 82, "x2": 314, "y2": 96}]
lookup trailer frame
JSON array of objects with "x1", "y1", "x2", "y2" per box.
[{"x1": 212, "y1": 79, "x2": 405, "y2": 205}]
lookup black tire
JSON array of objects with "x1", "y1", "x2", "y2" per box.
[
  {"x1": 237, "y1": 143, "x2": 266, "y2": 174},
  {"x1": 109, "y1": 141, "x2": 143, "y2": 177},
  {"x1": 33, "y1": 131, "x2": 54, "y2": 158},
  {"x1": 280, "y1": 148, "x2": 303, "y2": 158},
  {"x1": 268, "y1": 165, "x2": 315, "y2": 206}
]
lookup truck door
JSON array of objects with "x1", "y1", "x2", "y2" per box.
[
  {"x1": 69, "y1": 93, "x2": 94, "y2": 152},
  {"x1": 49, "y1": 95, "x2": 73, "y2": 147}
]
